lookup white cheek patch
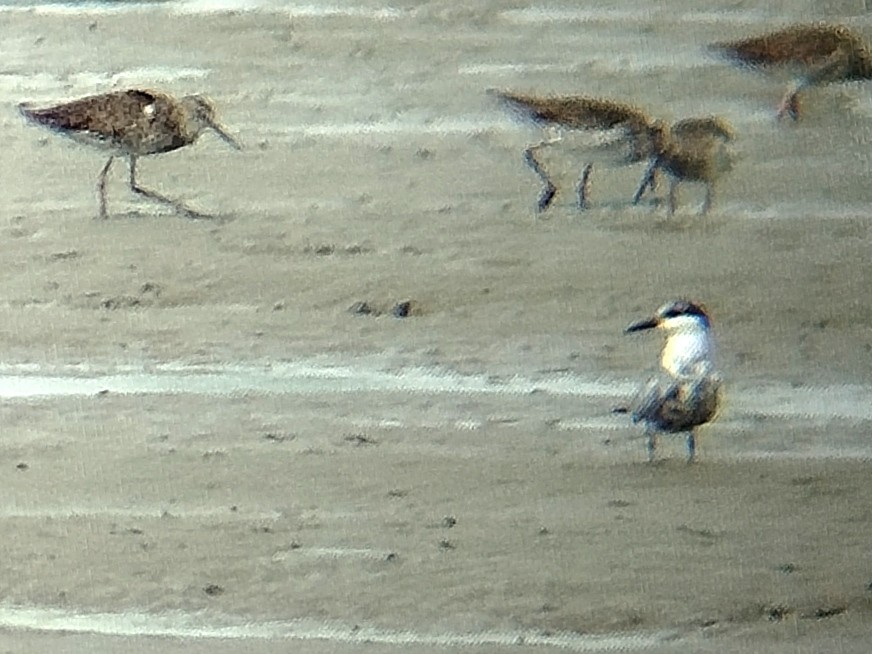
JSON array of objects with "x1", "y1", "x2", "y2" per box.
[{"x1": 142, "y1": 103, "x2": 155, "y2": 118}]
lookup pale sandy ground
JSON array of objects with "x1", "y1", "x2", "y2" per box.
[{"x1": 0, "y1": 0, "x2": 872, "y2": 651}]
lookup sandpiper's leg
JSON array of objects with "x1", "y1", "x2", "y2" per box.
[
  {"x1": 523, "y1": 146, "x2": 558, "y2": 212},
  {"x1": 701, "y1": 183, "x2": 714, "y2": 216},
  {"x1": 96, "y1": 156, "x2": 114, "y2": 219},
  {"x1": 128, "y1": 155, "x2": 206, "y2": 218},
  {"x1": 667, "y1": 179, "x2": 679, "y2": 216},
  {"x1": 646, "y1": 429, "x2": 657, "y2": 463},
  {"x1": 776, "y1": 89, "x2": 801, "y2": 121},
  {"x1": 686, "y1": 431, "x2": 697, "y2": 463},
  {"x1": 632, "y1": 158, "x2": 659, "y2": 205},
  {"x1": 576, "y1": 163, "x2": 593, "y2": 210},
  {"x1": 648, "y1": 167, "x2": 660, "y2": 193}
]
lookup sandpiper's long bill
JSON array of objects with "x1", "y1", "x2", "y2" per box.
[{"x1": 624, "y1": 300, "x2": 722, "y2": 462}]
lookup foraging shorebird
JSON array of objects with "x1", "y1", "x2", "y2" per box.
[
  {"x1": 637, "y1": 117, "x2": 736, "y2": 216},
  {"x1": 710, "y1": 23, "x2": 872, "y2": 120},
  {"x1": 621, "y1": 300, "x2": 722, "y2": 463},
  {"x1": 19, "y1": 89, "x2": 241, "y2": 219},
  {"x1": 491, "y1": 91, "x2": 661, "y2": 211}
]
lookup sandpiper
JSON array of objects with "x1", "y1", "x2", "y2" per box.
[
  {"x1": 621, "y1": 300, "x2": 722, "y2": 463},
  {"x1": 19, "y1": 89, "x2": 241, "y2": 219},
  {"x1": 638, "y1": 117, "x2": 736, "y2": 216},
  {"x1": 710, "y1": 23, "x2": 872, "y2": 120},
  {"x1": 491, "y1": 91, "x2": 660, "y2": 212}
]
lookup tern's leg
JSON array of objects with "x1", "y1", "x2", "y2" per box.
[
  {"x1": 646, "y1": 429, "x2": 657, "y2": 463},
  {"x1": 522, "y1": 133, "x2": 562, "y2": 212},
  {"x1": 667, "y1": 179, "x2": 679, "y2": 216},
  {"x1": 686, "y1": 431, "x2": 697, "y2": 464},
  {"x1": 128, "y1": 155, "x2": 206, "y2": 219},
  {"x1": 632, "y1": 158, "x2": 659, "y2": 205},
  {"x1": 575, "y1": 163, "x2": 593, "y2": 210},
  {"x1": 96, "y1": 156, "x2": 114, "y2": 219}
]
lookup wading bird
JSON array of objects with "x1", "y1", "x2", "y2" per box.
[
  {"x1": 20, "y1": 88, "x2": 241, "y2": 219},
  {"x1": 621, "y1": 300, "x2": 722, "y2": 463},
  {"x1": 491, "y1": 91, "x2": 660, "y2": 212},
  {"x1": 710, "y1": 23, "x2": 872, "y2": 120}
]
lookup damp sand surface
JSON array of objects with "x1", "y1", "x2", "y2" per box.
[{"x1": 1, "y1": 0, "x2": 872, "y2": 651}]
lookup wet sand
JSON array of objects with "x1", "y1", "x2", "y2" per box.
[{"x1": 2, "y1": 0, "x2": 872, "y2": 650}]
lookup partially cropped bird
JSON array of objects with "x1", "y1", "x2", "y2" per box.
[
  {"x1": 621, "y1": 300, "x2": 723, "y2": 463},
  {"x1": 710, "y1": 23, "x2": 872, "y2": 120},
  {"x1": 19, "y1": 88, "x2": 241, "y2": 219}
]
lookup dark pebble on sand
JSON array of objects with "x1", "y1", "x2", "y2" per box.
[
  {"x1": 392, "y1": 300, "x2": 413, "y2": 318},
  {"x1": 349, "y1": 301, "x2": 373, "y2": 315}
]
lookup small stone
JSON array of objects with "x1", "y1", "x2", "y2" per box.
[
  {"x1": 392, "y1": 300, "x2": 413, "y2": 318},
  {"x1": 349, "y1": 301, "x2": 373, "y2": 315},
  {"x1": 344, "y1": 434, "x2": 377, "y2": 446}
]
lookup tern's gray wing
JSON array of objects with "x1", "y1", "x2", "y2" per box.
[
  {"x1": 630, "y1": 375, "x2": 677, "y2": 424},
  {"x1": 630, "y1": 373, "x2": 722, "y2": 433}
]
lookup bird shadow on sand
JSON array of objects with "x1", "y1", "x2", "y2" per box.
[{"x1": 110, "y1": 208, "x2": 238, "y2": 224}]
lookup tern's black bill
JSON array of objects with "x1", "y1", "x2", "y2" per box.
[{"x1": 625, "y1": 317, "x2": 658, "y2": 333}]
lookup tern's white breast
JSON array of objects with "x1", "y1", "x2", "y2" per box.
[{"x1": 661, "y1": 329, "x2": 715, "y2": 377}]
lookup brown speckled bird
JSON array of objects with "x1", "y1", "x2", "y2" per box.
[
  {"x1": 711, "y1": 23, "x2": 872, "y2": 120},
  {"x1": 19, "y1": 89, "x2": 241, "y2": 219},
  {"x1": 491, "y1": 91, "x2": 660, "y2": 212},
  {"x1": 639, "y1": 116, "x2": 737, "y2": 216}
]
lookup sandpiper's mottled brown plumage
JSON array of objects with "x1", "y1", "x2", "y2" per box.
[
  {"x1": 491, "y1": 91, "x2": 660, "y2": 211},
  {"x1": 19, "y1": 88, "x2": 241, "y2": 219},
  {"x1": 711, "y1": 23, "x2": 872, "y2": 120},
  {"x1": 492, "y1": 90, "x2": 735, "y2": 215},
  {"x1": 639, "y1": 116, "x2": 736, "y2": 216}
]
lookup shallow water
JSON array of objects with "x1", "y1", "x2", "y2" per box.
[
  {"x1": 2, "y1": 360, "x2": 870, "y2": 424},
  {"x1": 0, "y1": 605, "x2": 676, "y2": 650}
]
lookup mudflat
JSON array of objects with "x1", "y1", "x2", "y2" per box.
[{"x1": 2, "y1": 0, "x2": 872, "y2": 651}]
